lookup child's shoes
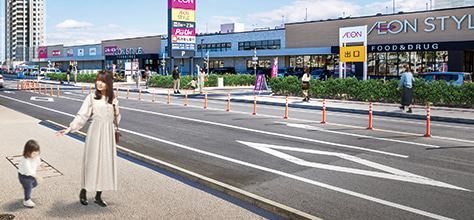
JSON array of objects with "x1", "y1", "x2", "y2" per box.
[{"x1": 23, "y1": 199, "x2": 35, "y2": 208}]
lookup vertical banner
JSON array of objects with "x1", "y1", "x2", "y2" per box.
[
  {"x1": 168, "y1": 0, "x2": 196, "y2": 58},
  {"x1": 271, "y1": 57, "x2": 278, "y2": 78}
]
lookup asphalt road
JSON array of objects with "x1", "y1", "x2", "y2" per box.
[{"x1": 1, "y1": 78, "x2": 473, "y2": 220}]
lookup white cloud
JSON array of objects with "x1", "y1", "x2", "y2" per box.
[{"x1": 56, "y1": 19, "x2": 94, "y2": 29}]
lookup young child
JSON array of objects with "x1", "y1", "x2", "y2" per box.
[
  {"x1": 187, "y1": 77, "x2": 197, "y2": 94},
  {"x1": 18, "y1": 140, "x2": 47, "y2": 208}
]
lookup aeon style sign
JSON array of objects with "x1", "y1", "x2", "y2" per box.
[{"x1": 368, "y1": 13, "x2": 474, "y2": 35}]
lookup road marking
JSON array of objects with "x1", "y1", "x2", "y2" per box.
[
  {"x1": 30, "y1": 96, "x2": 54, "y2": 102},
  {"x1": 238, "y1": 141, "x2": 468, "y2": 191},
  {"x1": 281, "y1": 122, "x2": 442, "y2": 148},
  {"x1": 4, "y1": 91, "x2": 14, "y2": 94},
  {"x1": 118, "y1": 128, "x2": 458, "y2": 220},
  {"x1": 0, "y1": 94, "x2": 460, "y2": 219}
]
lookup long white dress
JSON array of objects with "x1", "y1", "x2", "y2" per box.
[{"x1": 70, "y1": 94, "x2": 120, "y2": 191}]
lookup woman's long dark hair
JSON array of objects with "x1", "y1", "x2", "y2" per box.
[
  {"x1": 304, "y1": 67, "x2": 310, "y2": 76},
  {"x1": 94, "y1": 69, "x2": 115, "y2": 104}
]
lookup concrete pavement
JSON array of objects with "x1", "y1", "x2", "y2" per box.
[{"x1": 0, "y1": 105, "x2": 288, "y2": 220}]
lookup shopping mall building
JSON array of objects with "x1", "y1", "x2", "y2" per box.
[{"x1": 38, "y1": 6, "x2": 473, "y2": 77}]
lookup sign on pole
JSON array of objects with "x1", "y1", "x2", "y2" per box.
[
  {"x1": 168, "y1": 0, "x2": 196, "y2": 59},
  {"x1": 339, "y1": 25, "x2": 368, "y2": 80}
]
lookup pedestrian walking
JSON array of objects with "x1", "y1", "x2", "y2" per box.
[
  {"x1": 74, "y1": 66, "x2": 78, "y2": 84},
  {"x1": 144, "y1": 67, "x2": 151, "y2": 89},
  {"x1": 187, "y1": 76, "x2": 197, "y2": 94},
  {"x1": 172, "y1": 65, "x2": 181, "y2": 94},
  {"x1": 301, "y1": 67, "x2": 311, "y2": 102},
  {"x1": 196, "y1": 64, "x2": 208, "y2": 94},
  {"x1": 18, "y1": 140, "x2": 47, "y2": 208},
  {"x1": 56, "y1": 70, "x2": 120, "y2": 207},
  {"x1": 397, "y1": 64, "x2": 415, "y2": 113}
]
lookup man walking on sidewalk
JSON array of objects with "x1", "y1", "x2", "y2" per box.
[{"x1": 172, "y1": 65, "x2": 181, "y2": 94}]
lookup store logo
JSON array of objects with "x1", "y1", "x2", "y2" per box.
[
  {"x1": 52, "y1": 50, "x2": 61, "y2": 56},
  {"x1": 342, "y1": 31, "x2": 363, "y2": 39}
]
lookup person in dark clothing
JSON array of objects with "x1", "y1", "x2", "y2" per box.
[
  {"x1": 397, "y1": 64, "x2": 415, "y2": 113},
  {"x1": 172, "y1": 65, "x2": 180, "y2": 94}
]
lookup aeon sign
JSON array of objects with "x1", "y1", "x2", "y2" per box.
[
  {"x1": 368, "y1": 13, "x2": 474, "y2": 35},
  {"x1": 339, "y1": 25, "x2": 367, "y2": 44}
]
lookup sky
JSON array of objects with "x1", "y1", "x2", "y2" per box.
[{"x1": 0, "y1": 0, "x2": 430, "y2": 59}]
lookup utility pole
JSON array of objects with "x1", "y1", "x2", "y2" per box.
[
  {"x1": 201, "y1": 39, "x2": 204, "y2": 68},
  {"x1": 305, "y1": 8, "x2": 307, "y2": 21}
]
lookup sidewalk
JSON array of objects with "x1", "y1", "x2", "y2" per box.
[{"x1": 0, "y1": 105, "x2": 288, "y2": 220}]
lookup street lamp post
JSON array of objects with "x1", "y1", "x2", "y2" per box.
[{"x1": 201, "y1": 39, "x2": 204, "y2": 68}]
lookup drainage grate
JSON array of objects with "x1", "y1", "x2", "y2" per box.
[
  {"x1": 6, "y1": 155, "x2": 63, "y2": 179},
  {"x1": 0, "y1": 213, "x2": 15, "y2": 219}
]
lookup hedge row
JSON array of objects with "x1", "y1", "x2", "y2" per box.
[
  {"x1": 46, "y1": 72, "x2": 98, "y2": 83},
  {"x1": 148, "y1": 74, "x2": 256, "y2": 88},
  {"x1": 268, "y1": 76, "x2": 474, "y2": 107}
]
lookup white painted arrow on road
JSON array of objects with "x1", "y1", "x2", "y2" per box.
[{"x1": 238, "y1": 141, "x2": 469, "y2": 191}]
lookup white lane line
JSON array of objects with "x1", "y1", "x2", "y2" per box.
[
  {"x1": 0, "y1": 94, "x2": 458, "y2": 219},
  {"x1": 237, "y1": 141, "x2": 469, "y2": 191},
  {"x1": 281, "y1": 122, "x2": 442, "y2": 148}
]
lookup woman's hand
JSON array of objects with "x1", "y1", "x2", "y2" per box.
[
  {"x1": 56, "y1": 127, "x2": 71, "y2": 137},
  {"x1": 113, "y1": 98, "x2": 119, "y2": 106}
]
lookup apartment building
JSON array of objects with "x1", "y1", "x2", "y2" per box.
[{"x1": 4, "y1": 0, "x2": 45, "y2": 64}]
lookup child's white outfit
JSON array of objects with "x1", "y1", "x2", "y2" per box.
[{"x1": 18, "y1": 156, "x2": 41, "y2": 207}]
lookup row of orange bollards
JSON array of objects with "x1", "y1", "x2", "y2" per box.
[{"x1": 18, "y1": 80, "x2": 60, "y2": 97}]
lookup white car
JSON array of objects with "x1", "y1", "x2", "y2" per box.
[{"x1": 0, "y1": 74, "x2": 4, "y2": 88}]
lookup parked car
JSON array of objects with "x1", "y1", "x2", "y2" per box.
[
  {"x1": 238, "y1": 69, "x2": 256, "y2": 75},
  {"x1": 311, "y1": 69, "x2": 333, "y2": 80},
  {"x1": 420, "y1": 72, "x2": 472, "y2": 85},
  {"x1": 210, "y1": 67, "x2": 236, "y2": 75},
  {"x1": 39, "y1": 67, "x2": 48, "y2": 76},
  {"x1": 30, "y1": 68, "x2": 40, "y2": 76},
  {"x1": 278, "y1": 67, "x2": 295, "y2": 77},
  {"x1": 0, "y1": 74, "x2": 4, "y2": 88}
]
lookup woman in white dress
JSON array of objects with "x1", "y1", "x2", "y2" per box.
[
  {"x1": 196, "y1": 64, "x2": 208, "y2": 94},
  {"x1": 56, "y1": 69, "x2": 120, "y2": 207}
]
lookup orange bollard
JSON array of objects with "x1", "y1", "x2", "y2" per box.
[
  {"x1": 252, "y1": 95, "x2": 257, "y2": 115},
  {"x1": 38, "y1": 83, "x2": 41, "y2": 93},
  {"x1": 167, "y1": 89, "x2": 170, "y2": 104},
  {"x1": 152, "y1": 88, "x2": 155, "y2": 102},
  {"x1": 17, "y1": 81, "x2": 19, "y2": 90},
  {"x1": 184, "y1": 90, "x2": 188, "y2": 106},
  {"x1": 204, "y1": 91, "x2": 208, "y2": 109},
  {"x1": 33, "y1": 82, "x2": 36, "y2": 93},
  {"x1": 139, "y1": 87, "x2": 142, "y2": 100},
  {"x1": 283, "y1": 96, "x2": 289, "y2": 119},
  {"x1": 127, "y1": 86, "x2": 130, "y2": 99},
  {"x1": 116, "y1": 86, "x2": 119, "y2": 97},
  {"x1": 28, "y1": 81, "x2": 31, "y2": 92},
  {"x1": 367, "y1": 102, "x2": 374, "y2": 130},
  {"x1": 424, "y1": 106, "x2": 433, "y2": 137},
  {"x1": 50, "y1": 85, "x2": 53, "y2": 96},
  {"x1": 44, "y1": 84, "x2": 47, "y2": 95},
  {"x1": 57, "y1": 85, "x2": 60, "y2": 97},
  {"x1": 89, "y1": 84, "x2": 92, "y2": 94},
  {"x1": 321, "y1": 99, "x2": 327, "y2": 124},
  {"x1": 82, "y1": 82, "x2": 84, "y2": 93},
  {"x1": 226, "y1": 93, "x2": 230, "y2": 112}
]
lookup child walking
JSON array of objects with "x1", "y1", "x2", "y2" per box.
[
  {"x1": 18, "y1": 140, "x2": 47, "y2": 208},
  {"x1": 187, "y1": 77, "x2": 197, "y2": 94}
]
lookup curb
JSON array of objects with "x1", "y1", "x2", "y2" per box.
[
  {"x1": 227, "y1": 99, "x2": 474, "y2": 125},
  {"x1": 41, "y1": 120, "x2": 321, "y2": 220}
]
